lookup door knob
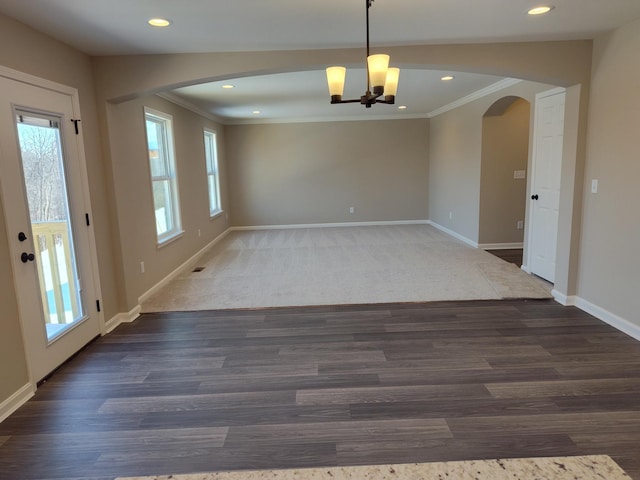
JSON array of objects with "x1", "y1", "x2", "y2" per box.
[
  {"x1": 21, "y1": 252, "x2": 35, "y2": 263},
  {"x1": 18, "y1": 232, "x2": 27, "y2": 242},
  {"x1": 531, "y1": 194, "x2": 539, "y2": 200}
]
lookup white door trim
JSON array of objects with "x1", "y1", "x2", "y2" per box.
[
  {"x1": 0, "y1": 65, "x2": 77, "y2": 96},
  {"x1": 535, "y1": 86, "x2": 566, "y2": 99},
  {"x1": 0, "y1": 65, "x2": 105, "y2": 383}
]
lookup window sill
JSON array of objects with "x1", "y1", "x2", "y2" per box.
[
  {"x1": 157, "y1": 230, "x2": 184, "y2": 249},
  {"x1": 210, "y1": 210, "x2": 225, "y2": 221}
]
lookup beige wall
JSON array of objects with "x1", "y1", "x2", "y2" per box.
[
  {"x1": 106, "y1": 96, "x2": 229, "y2": 309},
  {"x1": 577, "y1": 18, "x2": 640, "y2": 326},
  {"x1": 225, "y1": 120, "x2": 428, "y2": 226},
  {"x1": 479, "y1": 98, "x2": 530, "y2": 245},
  {"x1": 428, "y1": 99, "x2": 483, "y2": 241},
  {"x1": 0, "y1": 14, "x2": 119, "y2": 402},
  {"x1": 0, "y1": 200, "x2": 28, "y2": 402},
  {"x1": 429, "y1": 81, "x2": 553, "y2": 243}
]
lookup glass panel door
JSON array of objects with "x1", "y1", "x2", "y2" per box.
[
  {"x1": 1, "y1": 73, "x2": 101, "y2": 383},
  {"x1": 15, "y1": 110, "x2": 85, "y2": 342}
]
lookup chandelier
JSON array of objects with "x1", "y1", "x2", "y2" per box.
[{"x1": 326, "y1": 0, "x2": 399, "y2": 108}]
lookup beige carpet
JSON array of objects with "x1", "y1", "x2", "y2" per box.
[
  {"x1": 116, "y1": 455, "x2": 630, "y2": 479},
  {"x1": 142, "y1": 225, "x2": 551, "y2": 312}
]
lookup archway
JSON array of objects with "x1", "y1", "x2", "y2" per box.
[
  {"x1": 94, "y1": 43, "x2": 588, "y2": 304},
  {"x1": 479, "y1": 96, "x2": 531, "y2": 261}
]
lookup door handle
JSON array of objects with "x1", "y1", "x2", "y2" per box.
[
  {"x1": 18, "y1": 231, "x2": 27, "y2": 242},
  {"x1": 21, "y1": 252, "x2": 35, "y2": 263},
  {"x1": 531, "y1": 194, "x2": 539, "y2": 200}
]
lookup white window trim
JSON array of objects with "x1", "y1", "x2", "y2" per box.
[
  {"x1": 203, "y1": 128, "x2": 222, "y2": 217},
  {"x1": 144, "y1": 107, "x2": 183, "y2": 245}
]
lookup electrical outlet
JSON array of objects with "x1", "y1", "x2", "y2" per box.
[
  {"x1": 140, "y1": 261, "x2": 145, "y2": 274},
  {"x1": 349, "y1": 207, "x2": 354, "y2": 214},
  {"x1": 517, "y1": 220, "x2": 524, "y2": 230},
  {"x1": 591, "y1": 179, "x2": 598, "y2": 193},
  {"x1": 449, "y1": 211, "x2": 453, "y2": 220},
  {"x1": 198, "y1": 229, "x2": 201, "y2": 237}
]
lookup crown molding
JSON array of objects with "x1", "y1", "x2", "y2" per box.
[
  {"x1": 225, "y1": 112, "x2": 430, "y2": 125},
  {"x1": 427, "y1": 78, "x2": 522, "y2": 118},
  {"x1": 156, "y1": 92, "x2": 226, "y2": 124}
]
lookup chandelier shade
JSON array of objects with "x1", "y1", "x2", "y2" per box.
[
  {"x1": 325, "y1": 0, "x2": 399, "y2": 108},
  {"x1": 326, "y1": 66, "x2": 347, "y2": 100},
  {"x1": 367, "y1": 54, "x2": 390, "y2": 94},
  {"x1": 383, "y1": 67, "x2": 400, "y2": 97}
]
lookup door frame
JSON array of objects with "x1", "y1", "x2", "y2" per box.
[{"x1": 0, "y1": 65, "x2": 105, "y2": 384}]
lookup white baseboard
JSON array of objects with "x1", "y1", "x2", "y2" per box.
[
  {"x1": 0, "y1": 383, "x2": 35, "y2": 424},
  {"x1": 138, "y1": 228, "x2": 232, "y2": 305},
  {"x1": 104, "y1": 305, "x2": 142, "y2": 333},
  {"x1": 478, "y1": 242, "x2": 524, "y2": 250},
  {"x1": 231, "y1": 220, "x2": 429, "y2": 231},
  {"x1": 426, "y1": 220, "x2": 478, "y2": 248},
  {"x1": 551, "y1": 289, "x2": 577, "y2": 306},
  {"x1": 574, "y1": 297, "x2": 640, "y2": 342}
]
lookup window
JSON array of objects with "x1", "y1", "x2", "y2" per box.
[
  {"x1": 203, "y1": 129, "x2": 222, "y2": 216},
  {"x1": 144, "y1": 108, "x2": 182, "y2": 244}
]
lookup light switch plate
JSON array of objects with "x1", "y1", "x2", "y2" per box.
[
  {"x1": 514, "y1": 170, "x2": 526, "y2": 179},
  {"x1": 591, "y1": 179, "x2": 598, "y2": 193}
]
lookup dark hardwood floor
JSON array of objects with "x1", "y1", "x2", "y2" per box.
[
  {"x1": 487, "y1": 248, "x2": 524, "y2": 267},
  {"x1": 1, "y1": 299, "x2": 640, "y2": 479}
]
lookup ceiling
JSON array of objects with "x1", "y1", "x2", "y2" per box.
[
  {"x1": 166, "y1": 70, "x2": 513, "y2": 124},
  {"x1": 1, "y1": 0, "x2": 639, "y2": 123}
]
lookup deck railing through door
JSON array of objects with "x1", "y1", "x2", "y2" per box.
[{"x1": 31, "y1": 221, "x2": 80, "y2": 325}]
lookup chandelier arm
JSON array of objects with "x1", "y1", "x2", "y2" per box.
[
  {"x1": 335, "y1": 88, "x2": 386, "y2": 105},
  {"x1": 331, "y1": 99, "x2": 362, "y2": 104}
]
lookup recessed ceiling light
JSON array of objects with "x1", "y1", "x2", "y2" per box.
[
  {"x1": 221, "y1": 84, "x2": 235, "y2": 89},
  {"x1": 441, "y1": 75, "x2": 455, "y2": 81},
  {"x1": 148, "y1": 18, "x2": 172, "y2": 27},
  {"x1": 398, "y1": 105, "x2": 407, "y2": 110},
  {"x1": 252, "y1": 110, "x2": 261, "y2": 115},
  {"x1": 528, "y1": 5, "x2": 554, "y2": 15}
]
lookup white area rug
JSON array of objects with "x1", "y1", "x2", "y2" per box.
[
  {"x1": 142, "y1": 225, "x2": 551, "y2": 312},
  {"x1": 116, "y1": 455, "x2": 630, "y2": 479}
]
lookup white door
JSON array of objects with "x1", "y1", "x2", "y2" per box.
[
  {"x1": 528, "y1": 89, "x2": 565, "y2": 283},
  {"x1": 0, "y1": 72, "x2": 102, "y2": 382}
]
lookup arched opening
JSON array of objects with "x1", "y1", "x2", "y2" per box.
[
  {"x1": 479, "y1": 96, "x2": 531, "y2": 262},
  {"x1": 94, "y1": 44, "x2": 587, "y2": 303}
]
